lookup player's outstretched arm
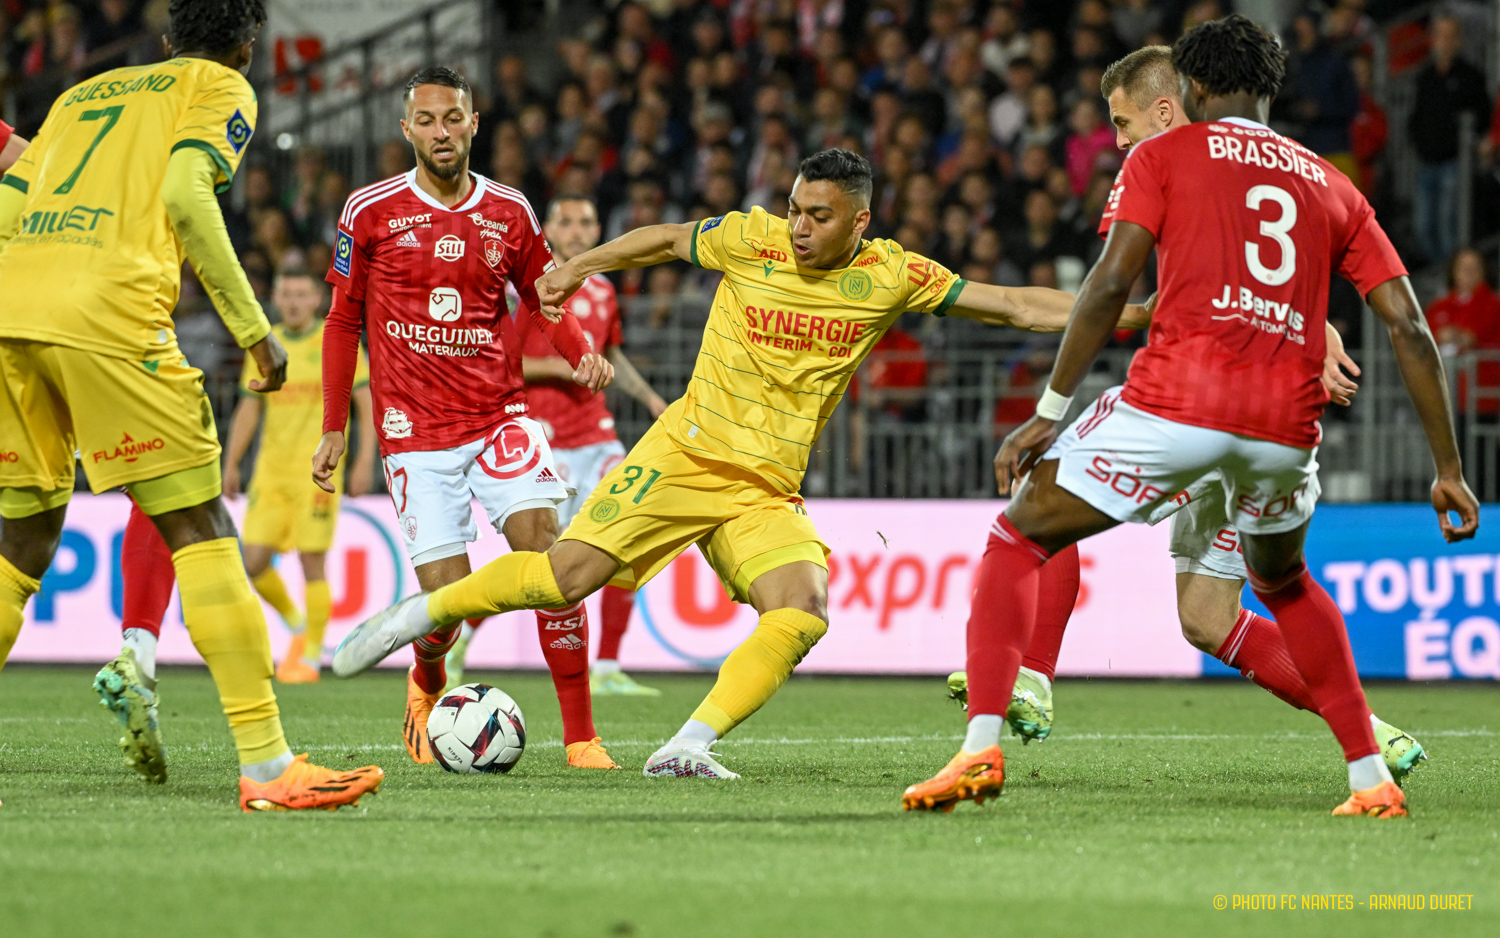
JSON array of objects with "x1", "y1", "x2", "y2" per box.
[
  {"x1": 606, "y1": 346, "x2": 668, "y2": 417},
  {"x1": 947, "y1": 282, "x2": 1153, "y2": 333},
  {"x1": 994, "y1": 222, "x2": 1155, "y2": 492},
  {"x1": 536, "y1": 222, "x2": 696, "y2": 312},
  {"x1": 160, "y1": 147, "x2": 272, "y2": 356},
  {"x1": 1366, "y1": 276, "x2": 1480, "y2": 541},
  {"x1": 348, "y1": 385, "x2": 377, "y2": 497},
  {"x1": 221, "y1": 396, "x2": 263, "y2": 499}
]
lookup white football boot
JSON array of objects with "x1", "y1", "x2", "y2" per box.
[{"x1": 642, "y1": 738, "x2": 740, "y2": 779}]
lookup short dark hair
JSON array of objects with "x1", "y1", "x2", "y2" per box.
[
  {"x1": 404, "y1": 66, "x2": 471, "y2": 107},
  {"x1": 1100, "y1": 46, "x2": 1177, "y2": 109},
  {"x1": 167, "y1": 0, "x2": 265, "y2": 56},
  {"x1": 798, "y1": 148, "x2": 873, "y2": 205},
  {"x1": 274, "y1": 263, "x2": 318, "y2": 283},
  {"x1": 1172, "y1": 14, "x2": 1285, "y2": 100},
  {"x1": 546, "y1": 194, "x2": 597, "y2": 222}
]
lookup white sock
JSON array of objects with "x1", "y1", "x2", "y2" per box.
[
  {"x1": 1347, "y1": 753, "x2": 1393, "y2": 791},
  {"x1": 1018, "y1": 665, "x2": 1052, "y2": 696},
  {"x1": 241, "y1": 750, "x2": 295, "y2": 783},
  {"x1": 122, "y1": 628, "x2": 158, "y2": 680},
  {"x1": 674, "y1": 719, "x2": 718, "y2": 747},
  {"x1": 459, "y1": 621, "x2": 477, "y2": 642},
  {"x1": 593, "y1": 658, "x2": 621, "y2": 676},
  {"x1": 1369, "y1": 713, "x2": 1382, "y2": 729},
  {"x1": 964, "y1": 714, "x2": 1004, "y2": 752},
  {"x1": 398, "y1": 594, "x2": 439, "y2": 643}
]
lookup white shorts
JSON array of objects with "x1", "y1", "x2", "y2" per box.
[
  {"x1": 382, "y1": 416, "x2": 572, "y2": 564},
  {"x1": 1045, "y1": 388, "x2": 1319, "y2": 547},
  {"x1": 552, "y1": 439, "x2": 627, "y2": 529}
]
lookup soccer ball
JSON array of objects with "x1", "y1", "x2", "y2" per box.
[{"x1": 426, "y1": 683, "x2": 527, "y2": 774}]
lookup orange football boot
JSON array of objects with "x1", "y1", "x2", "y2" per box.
[
  {"x1": 566, "y1": 737, "x2": 622, "y2": 769},
  {"x1": 902, "y1": 745, "x2": 1006, "y2": 812},
  {"x1": 404, "y1": 665, "x2": 441, "y2": 763},
  {"x1": 276, "y1": 635, "x2": 320, "y2": 684},
  {"x1": 239, "y1": 754, "x2": 383, "y2": 812},
  {"x1": 1332, "y1": 781, "x2": 1407, "y2": 818}
]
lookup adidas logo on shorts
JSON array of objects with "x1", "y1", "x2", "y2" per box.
[
  {"x1": 549, "y1": 634, "x2": 585, "y2": 650},
  {"x1": 536, "y1": 467, "x2": 557, "y2": 483},
  {"x1": 397, "y1": 230, "x2": 420, "y2": 247}
]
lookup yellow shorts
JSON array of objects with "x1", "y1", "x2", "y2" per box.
[
  {"x1": 0, "y1": 340, "x2": 220, "y2": 509},
  {"x1": 560, "y1": 420, "x2": 829, "y2": 602},
  {"x1": 242, "y1": 478, "x2": 341, "y2": 554}
]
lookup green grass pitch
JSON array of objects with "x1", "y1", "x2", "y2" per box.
[{"x1": 1, "y1": 667, "x2": 1496, "y2": 937}]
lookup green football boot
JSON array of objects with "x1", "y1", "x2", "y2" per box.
[
  {"x1": 1374, "y1": 718, "x2": 1427, "y2": 787},
  {"x1": 93, "y1": 649, "x2": 167, "y2": 784},
  {"x1": 945, "y1": 667, "x2": 1054, "y2": 744},
  {"x1": 591, "y1": 668, "x2": 662, "y2": 696},
  {"x1": 442, "y1": 632, "x2": 471, "y2": 693}
]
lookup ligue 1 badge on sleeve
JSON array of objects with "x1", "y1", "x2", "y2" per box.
[
  {"x1": 226, "y1": 109, "x2": 252, "y2": 155},
  {"x1": 485, "y1": 239, "x2": 504, "y2": 269}
]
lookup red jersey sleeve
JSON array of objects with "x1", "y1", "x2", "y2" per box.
[
  {"x1": 507, "y1": 221, "x2": 590, "y2": 366},
  {"x1": 327, "y1": 206, "x2": 369, "y2": 301},
  {"x1": 322, "y1": 287, "x2": 365, "y2": 434},
  {"x1": 1335, "y1": 201, "x2": 1407, "y2": 299},
  {"x1": 1109, "y1": 141, "x2": 1169, "y2": 239},
  {"x1": 0, "y1": 120, "x2": 13, "y2": 155},
  {"x1": 1097, "y1": 167, "x2": 1125, "y2": 239}
]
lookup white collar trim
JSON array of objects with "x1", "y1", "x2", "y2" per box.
[
  {"x1": 404, "y1": 168, "x2": 486, "y2": 213},
  {"x1": 1218, "y1": 116, "x2": 1271, "y2": 130}
]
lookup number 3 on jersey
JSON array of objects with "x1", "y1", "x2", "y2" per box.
[
  {"x1": 1244, "y1": 184, "x2": 1297, "y2": 286},
  {"x1": 609, "y1": 464, "x2": 662, "y2": 504}
]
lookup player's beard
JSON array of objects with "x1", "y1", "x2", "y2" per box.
[{"x1": 418, "y1": 139, "x2": 471, "y2": 181}]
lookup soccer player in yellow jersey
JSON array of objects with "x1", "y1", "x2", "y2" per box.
[
  {"x1": 223, "y1": 264, "x2": 374, "y2": 683},
  {"x1": 334, "y1": 148, "x2": 1148, "y2": 777},
  {"x1": 0, "y1": 0, "x2": 382, "y2": 810}
]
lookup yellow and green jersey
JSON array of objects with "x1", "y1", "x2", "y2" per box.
[
  {"x1": 240, "y1": 320, "x2": 368, "y2": 491},
  {"x1": 0, "y1": 57, "x2": 256, "y2": 360},
  {"x1": 679, "y1": 206, "x2": 965, "y2": 493}
]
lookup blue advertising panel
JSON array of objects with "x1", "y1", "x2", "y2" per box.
[{"x1": 1204, "y1": 504, "x2": 1500, "y2": 680}]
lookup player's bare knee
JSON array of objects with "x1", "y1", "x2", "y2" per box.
[
  {"x1": 502, "y1": 506, "x2": 560, "y2": 554},
  {"x1": 546, "y1": 539, "x2": 618, "y2": 604},
  {"x1": 1177, "y1": 601, "x2": 1227, "y2": 654},
  {"x1": 299, "y1": 552, "x2": 327, "y2": 582},
  {"x1": 150, "y1": 497, "x2": 237, "y2": 552},
  {"x1": 0, "y1": 506, "x2": 67, "y2": 579}
]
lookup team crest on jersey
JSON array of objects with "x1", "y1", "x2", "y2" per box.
[
  {"x1": 226, "y1": 110, "x2": 252, "y2": 155},
  {"x1": 484, "y1": 239, "x2": 504, "y2": 269},
  {"x1": 333, "y1": 230, "x2": 353, "y2": 276},
  {"x1": 838, "y1": 268, "x2": 873, "y2": 302},
  {"x1": 435, "y1": 235, "x2": 465, "y2": 261},
  {"x1": 590, "y1": 498, "x2": 621, "y2": 524}
]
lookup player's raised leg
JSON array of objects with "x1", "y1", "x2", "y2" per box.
[{"x1": 94, "y1": 498, "x2": 175, "y2": 782}]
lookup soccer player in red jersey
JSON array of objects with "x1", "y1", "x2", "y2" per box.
[
  {"x1": 313, "y1": 67, "x2": 620, "y2": 769},
  {"x1": 445, "y1": 194, "x2": 670, "y2": 696},
  {"x1": 906, "y1": 15, "x2": 1479, "y2": 819},
  {"x1": 947, "y1": 46, "x2": 1428, "y2": 783}
]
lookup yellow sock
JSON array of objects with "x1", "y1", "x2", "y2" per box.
[
  {"x1": 427, "y1": 551, "x2": 565, "y2": 625},
  {"x1": 0, "y1": 554, "x2": 40, "y2": 673},
  {"x1": 303, "y1": 579, "x2": 331, "y2": 666},
  {"x1": 175, "y1": 538, "x2": 289, "y2": 764},
  {"x1": 251, "y1": 567, "x2": 301, "y2": 628},
  {"x1": 690, "y1": 608, "x2": 829, "y2": 737}
]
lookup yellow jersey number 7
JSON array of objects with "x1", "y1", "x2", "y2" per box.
[{"x1": 53, "y1": 105, "x2": 125, "y2": 195}]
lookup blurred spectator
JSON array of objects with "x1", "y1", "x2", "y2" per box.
[
  {"x1": 1408, "y1": 15, "x2": 1491, "y2": 264},
  {"x1": 1111, "y1": 0, "x2": 1163, "y2": 49},
  {"x1": 1349, "y1": 53, "x2": 1387, "y2": 196},
  {"x1": 1063, "y1": 98, "x2": 1114, "y2": 195},
  {"x1": 980, "y1": 5, "x2": 1029, "y2": 78},
  {"x1": 987, "y1": 56, "x2": 1036, "y2": 149},
  {"x1": 83, "y1": 0, "x2": 142, "y2": 74},
  {"x1": 1427, "y1": 248, "x2": 1500, "y2": 416},
  {"x1": 1275, "y1": 13, "x2": 1358, "y2": 178}
]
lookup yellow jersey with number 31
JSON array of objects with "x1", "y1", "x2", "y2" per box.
[
  {"x1": 0, "y1": 57, "x2": 255, "y2": 360},
  {"x1": 676, "y1": 206, "x2": 965, "y2": 493}
]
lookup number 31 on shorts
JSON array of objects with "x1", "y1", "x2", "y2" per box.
[{"x1": 608, "y1": 465, "x2": 662, "y2": 504}]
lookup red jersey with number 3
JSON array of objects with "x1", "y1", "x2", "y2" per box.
[
  {"x1": 522, "y1": 273, "x2": 624, "y2": 449},
  {"x1": 326, "y1": 170, "x2": 556, "y2": 455},
  {"x1": 1105, "y1": 118, "x2": 1406, "y2": 447}
]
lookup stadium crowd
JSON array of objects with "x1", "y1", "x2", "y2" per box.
[{"x1": 4, "y1": 0, "x2": 1500, "y2": 464}]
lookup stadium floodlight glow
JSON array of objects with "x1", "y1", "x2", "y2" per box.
[{"x1": 276, "y1": 133, "x2": 297, "y2": 150}]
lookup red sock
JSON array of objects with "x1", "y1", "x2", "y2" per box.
[
  {"x1": 1215, "y1": 609, "x2": 1320, "y2": 713},
  {"x1": 537, "y1": 602, "x2": 596, "y2": 745},
  {"x1": 966, "y1": 514, "x2": 1050, "y2": 717},
  {"x1": 411, "y1": 627, "x2": 458, "y2": 694},
  {"x1": 1251, "y1": 566, "x2": 1377, "y2": 761},
  {"x1": 121, "y1": 500, "x2": 175, "y2": 637},
  {"x1": 596, "y1": 585, "x2": 634, "y2": 661},
  {"x1": 1020, "y1": 542, "x2": 1078, "y2": 681}
]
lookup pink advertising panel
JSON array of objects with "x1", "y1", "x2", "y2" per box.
[{"x1": 9, "y1": 494, "x2": 1199, "y2": 677}]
